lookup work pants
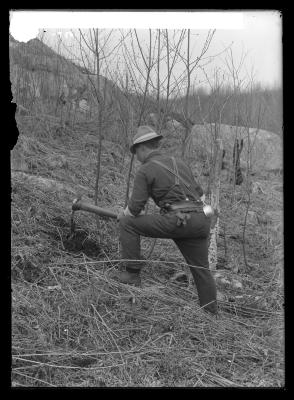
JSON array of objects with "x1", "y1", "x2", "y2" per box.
[{"x1": 119, "y1": 212, "x2": 217, "y2": 314}]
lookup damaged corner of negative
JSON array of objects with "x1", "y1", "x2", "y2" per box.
[{"x1": 9, "y1": 79, "x2": 24, "y2": 171}]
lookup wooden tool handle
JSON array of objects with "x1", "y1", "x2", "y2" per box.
[{"x1": 72, "y1": 200, "x2": 117, "y2": 219}]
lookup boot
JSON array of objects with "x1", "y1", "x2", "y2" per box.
[
  {"x1": 201, "y1": 301, "x2": 218, "y2": 317},
  {"x1": 114, "y1": 270, "x2": 141, "y2": 286}
]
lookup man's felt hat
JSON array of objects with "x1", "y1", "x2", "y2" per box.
[{"x1": 130, "y1": 125, "x2": 163, "y2": 154}]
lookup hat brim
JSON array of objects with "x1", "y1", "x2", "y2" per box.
[{"x1": 130, "y1": 135, "x2": 162, "y2": 154}]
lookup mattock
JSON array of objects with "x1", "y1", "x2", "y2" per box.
[{"x1": 70, "y1": 195, "x2": 118, "y2": 237}]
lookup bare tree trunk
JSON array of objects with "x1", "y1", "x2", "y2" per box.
[
  {"x1": 242, "y1": 92, "x2": 264, "y2": 271},
  {"x1": 156, "y1": 29, "x2": 161, "y2": 132},
  {"x1": 94, "y1": 112, "x2": 103, "y2": 205},
  {"x1": 93, "y1": 28, "x2": 103, "y2": 206},
  {"x1": 135, "y1": 29, "x2": 153, "y2": 125},
  {"x1": 182, "y1": 29, "x2": 191, "y2": 158},
  {"x1": 208, "y1": 138, "x2": 223, "y2": 271},
  {"x1": 163, "y1": 29, "x2": 171, "y2": 124},
  {"x1": 123, "y1": 29, "x2": 154, "y2": 207},
  {"x1": 124, "y1": 154, "x2": 134, "y2": 207},
  {"x1": 123, "y1": 74, "x2": 135, "y2": 207}
]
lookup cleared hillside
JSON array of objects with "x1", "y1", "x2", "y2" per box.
[{"x1": 11, "y1": 114, "x2": 284, "y2": 387}]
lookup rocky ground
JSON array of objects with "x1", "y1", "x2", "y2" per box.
[{"x1": 11, "y1": 116, "x2": 284, "y2": 387}]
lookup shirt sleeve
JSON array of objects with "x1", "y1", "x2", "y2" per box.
[{"x1": 128, "y1": 168, "x2": 150, "y2": 216}]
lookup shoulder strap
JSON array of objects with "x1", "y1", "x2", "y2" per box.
[
  {"x1": 171, "y1": 157, "x2": 180, "y2": 186},
  {"x1": 151, "y1": 158, "x2": 199, "y2": 200}
]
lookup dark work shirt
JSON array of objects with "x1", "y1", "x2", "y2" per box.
[{"x1": 128, "y1": 151, "x2": 204, "y2": 216}]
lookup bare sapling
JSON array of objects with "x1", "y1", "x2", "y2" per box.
[
  {"x1": 77, "y1": 28, "x2": 116, "y2": 207},
  {"x1": 178, "y1": 30, "x2": 216, "y2": 160},
  {"x1": 196, "y1": 68, "x2": 233, "y2": 270},
  {"x1": 208, "y1": 138, "x2": 223, "y2": 271},
  {"x1": 241, "y1": 87, "x2": 265, "y2": 271},
  {"x1": 122, "y1": 29, "x2": 155, "y2": 206}
]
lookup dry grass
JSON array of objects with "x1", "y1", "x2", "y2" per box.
[{"x1": 11, "y1": 117, "x2": 284, "y2": 387}]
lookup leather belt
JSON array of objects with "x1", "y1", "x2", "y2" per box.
[{"x1": 161, "y1": 200, "x2": 204, "y2": 214}]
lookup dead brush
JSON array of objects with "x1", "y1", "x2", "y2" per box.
[
  {"x1": 11, "y1": 122, "x2": 284, "y2": 387},
  {"x1": 11, "y1": 192, "x2": 284, "y2": 386},
  {"x1": 11, "y1": 252, "x2": 284, "y2": 387}
]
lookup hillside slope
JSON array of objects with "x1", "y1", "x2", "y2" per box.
[
  {"x1": 11, "y1": 113, "x2": 284, "y2": 387},
  {"x1": 9, "y1": 35, "x2": 125, "y2": 111}
]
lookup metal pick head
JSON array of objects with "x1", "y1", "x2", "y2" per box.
[{"x1": 72, "y1": 198, "x2": 81, "y2": 211}]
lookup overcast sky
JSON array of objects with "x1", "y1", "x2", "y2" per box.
[{"x1": 9, "y1": 10, "x2": 282, "y2": 88}]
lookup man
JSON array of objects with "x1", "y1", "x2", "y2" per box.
[{"x1": 116, "y1": 125, "x2": 217, "y2": 315}]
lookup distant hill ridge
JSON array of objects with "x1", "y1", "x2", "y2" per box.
[{"x1": 9, "y1": 34, "x2": 124, "y2": 107}]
